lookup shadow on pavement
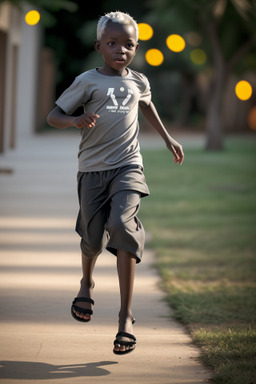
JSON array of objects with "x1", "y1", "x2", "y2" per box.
[{"x1": 0, "y1": 360, "x2": 118, "y2": 379}]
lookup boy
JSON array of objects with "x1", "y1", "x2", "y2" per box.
[{"x1": 47, "y1": 11, "x2": 184, "y2": 355}]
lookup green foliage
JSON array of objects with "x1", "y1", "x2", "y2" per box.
[
  {"x1": 34, "y1": 0, "x2": 78, "y2": 28},
  {"x1": 145, "y1": 0, "x2": 256, "y2": 72},
  {"x1": 77, "y1": 20, "x2": 98, "y2": 47},
  {"x1": 0, "y1": 0, "x2": 77, "y2": 12},
  {"x1": 1, "y1": 0, "x2": 78, "y2": 28}
]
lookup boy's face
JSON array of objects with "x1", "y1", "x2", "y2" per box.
[{"x1": 95, "y1": 21, "x2": 139, "y2": 75}]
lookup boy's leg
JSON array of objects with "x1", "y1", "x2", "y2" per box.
[
  {"x1": 114, "y1": 250, "x2": 137, "y2": 353},
  {"x1": 74, "y1": 171, "x2": 109, "y2": 321},
  {"x1": 73, "y1": 208, "x2": 109, "y2": 321},
  {"x1": 106, "y1": 190, "x2": 144, "y2": 352},
  {"x1": 72, "y1": 252, "x2": 98, "y2": 321}
]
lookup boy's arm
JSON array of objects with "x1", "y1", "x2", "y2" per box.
[
  {"x1": 140, "y1": 102, "x2": 184, "y2": 165},
  {"x1": 47, "y1": 106, "x2": 99, "y2": 129}
]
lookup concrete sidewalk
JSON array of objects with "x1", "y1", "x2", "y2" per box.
[{"x1": 0, "y1": 132, "x2": 211, "y2": 384}]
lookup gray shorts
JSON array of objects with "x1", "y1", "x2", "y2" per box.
[{"x1": 75, "y1": 165, "x2": 149, "y2": 263}]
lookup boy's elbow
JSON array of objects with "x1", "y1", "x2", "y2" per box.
[
  {"x1": 47, "y1": 108, "x2": 58, "y2": 127},
  {"x1": 46, "y1": 113, "x2": 52, "y2": 126}
]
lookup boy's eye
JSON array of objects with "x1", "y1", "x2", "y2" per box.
[
  {"x1": 107, "y1": 42, "x2": 115, "y2": 46},
  {"x1": 127, "y1": 43, "x2": 134, "y2": 48}
]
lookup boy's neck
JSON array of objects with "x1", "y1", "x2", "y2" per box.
[{"x1": 97, "y1": 65, "x2": 128, "y2": 77}]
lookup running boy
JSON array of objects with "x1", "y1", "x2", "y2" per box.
[{"x1": 47, "y1": 11, "x2": 184, "y2": 355}]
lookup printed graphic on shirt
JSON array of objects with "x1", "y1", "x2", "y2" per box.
[{"x1": 106, "y1": 87, "x2": 133, "y2": 114}]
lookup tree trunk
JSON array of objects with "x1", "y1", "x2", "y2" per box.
[
  {"x1": 204, "y1": 20, "x2": 256, "y2": 150},
  {"x1": 205, "y1": 74, "x2": 225, "y2": 150},
  {"x1": 205, "y1": 20, "x2": 226, "y2": 150}
]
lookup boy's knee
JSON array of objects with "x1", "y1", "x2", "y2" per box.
[{"x1": 80, "y1": 238, "x2": 102, "y2": 257}]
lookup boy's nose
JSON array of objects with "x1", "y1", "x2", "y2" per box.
[{"x1": 116, "y1": 45, "x2": 126, "y2": 53}]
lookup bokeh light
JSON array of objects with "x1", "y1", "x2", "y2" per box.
[
  {"x1": 166, "y1": 34, "x2": 186, "y2": 52},
  {"x1": 138, "y1": 23, "x2": 153, "y2": 41},
  {"x1": 186, "y1": 31, "x2": 202, "y2": 47},
  {"x1": 25, "y1": 10, "x2": 40, "y2": 25},
  {"x1": 235, "y1": 80, "x2": 253, "y2": 101},
  {"x1": 145, "y1": 49, "x2": 164, "y2": 66},
  {"x1": 248, "y1": 106, "x2": 256, "y2": 130},
  {"x1": 190, "y1": 49, "x2": 207, "y2": 65}
]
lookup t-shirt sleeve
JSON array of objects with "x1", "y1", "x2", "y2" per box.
[
  {"x1": 139, "y1": 75, "x2": 152, "y2": 107},
  {"x1": 55, "y1": 75, "x2": 90, "y2": 115}
]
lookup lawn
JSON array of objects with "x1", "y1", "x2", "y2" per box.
[{"x1": 140, "y1": 136, "x2": 256, "y2": 384}]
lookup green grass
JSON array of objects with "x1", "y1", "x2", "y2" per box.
[{"x1": 140, "y1": 137, "x2": 256, "y2": 384}]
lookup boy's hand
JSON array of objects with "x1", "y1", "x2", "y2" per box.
[
  {"x1": 72, "y1": 113, "x2": 100, "y2": 129},
  {"x1": 166, "y1": 140, "x2": 184, "y2": 165}
]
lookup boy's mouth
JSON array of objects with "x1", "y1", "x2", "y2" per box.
[{"x1": 114, "y1": 57, "x2": 126, "y2": 64}]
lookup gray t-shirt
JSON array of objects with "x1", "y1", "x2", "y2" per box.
[{"x1": 55, "y1": 68, "x2": 151, "y2": 172}]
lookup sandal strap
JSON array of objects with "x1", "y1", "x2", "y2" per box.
[
  {"x1": 71, "y1": 297, "x2": 94, "y2": 316},
  {"x1": 114, "y1": 332, "x2": 136, "y2": 346},
  {"x1": 72, "y1": 305, "x2": 93, "y2": 315},
  {"x1": 72, "y1": 297, "x2": 94, "y2": 305}
]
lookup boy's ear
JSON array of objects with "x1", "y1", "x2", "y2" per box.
[
  {"x1": 135, "y1": 43, "x2": 139, "y2": 53},
  {"x1": 94, "y1": 40, "x2": 101, "y2": 53}
]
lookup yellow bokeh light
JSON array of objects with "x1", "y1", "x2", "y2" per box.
[
  {"x1": 190, "y1": 49, "x2": 207, "y2": 65},
  {"x1": 235, "y1": 80, "x2": 253, "y2": 101},
  {"x1": 25, "y1": 10, "x2": 40, "y2": 26},
  {"x1": 138, "y1": 23, "x2": 153, "y2": 41},
  {"x1": 166, "y1": 34, "x2": 186, "y2": 52},
  {"x1": 145, "y1": 49, "x2": 164, "y2": 66}
]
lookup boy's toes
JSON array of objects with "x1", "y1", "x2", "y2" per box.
[
  {"x1": 83, "y1": 313, "x2": 91, "y2": 321},
  {"x1": 114, "y1": 344, "x2": 134, "y2": 353},
  {"x1": 77, "y1": 311, "x2": 91, "y2": 321},
  {"x1": 72, "y1": 309, "x2": 91, "y2": 321},
  {"x1": 114, "y1": 343, "x2": 121, "y2": 352},
  {"x1": 114, "y1": 343, "x2": 127, "y2": 353}
]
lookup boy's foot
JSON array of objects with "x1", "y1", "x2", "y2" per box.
[
  {"x1": 113, "y1": 314, "x2": 136, "y2": 354},
  {"x1": 71, "y1": 279, "x2": 95, "y2": 322}
]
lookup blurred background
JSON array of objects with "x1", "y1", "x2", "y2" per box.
[{"x1": 1, "y1": 0, "x2": 256, "y2": 156}]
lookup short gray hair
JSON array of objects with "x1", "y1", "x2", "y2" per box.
[{"x1": 97, "y1": 11, "x2": 139, "y2": 41}]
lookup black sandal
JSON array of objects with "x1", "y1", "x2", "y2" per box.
[
  {"x1": 113, "y1": 332, "x2": 136, "y2": 355},
  {"x1": 71, "y1": 297, "x2": 94, "y2": 323}
]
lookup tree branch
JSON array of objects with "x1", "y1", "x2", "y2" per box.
[{"x1": 226, "y1": 36, "x2": 256, "y2": 73}]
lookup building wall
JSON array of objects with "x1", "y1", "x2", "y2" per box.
[
  {"x1": 0, "y1": 2, "x2": 21, "y2": 152},
  {"x1": 0, "y1": 2, "x2": 41, "y2": 154},
  {"x1": 16, "y1": 4, "x2": 42, "y2": 138}
]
